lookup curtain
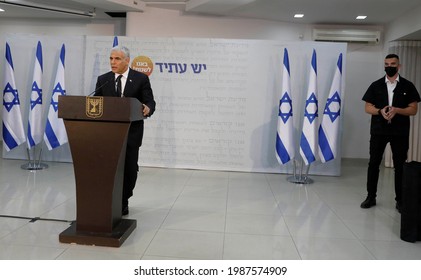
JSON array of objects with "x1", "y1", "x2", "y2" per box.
[{"x1": 385, "y1": 41, "x2": 421, "y2": 167}]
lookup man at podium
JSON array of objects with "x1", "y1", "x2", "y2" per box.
[{"x1": 94, "y1": 46, "x2": 156, "y2": 215}]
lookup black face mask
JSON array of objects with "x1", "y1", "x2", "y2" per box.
[{"x1": 385, "y1": 66, "x2": 398, "y2": 77}]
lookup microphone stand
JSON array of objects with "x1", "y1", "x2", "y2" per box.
[{"x1": 87, "y1": 79, "x2": 110, "y2": 96}]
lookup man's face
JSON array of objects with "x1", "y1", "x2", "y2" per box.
[
  {"x1": 384, "y1": 57, "x2": 399, "y2": 68},
  {"x1": 110, "y1": 50, "x2": 129, "y2": 74},
  {"x1": 384, "y1": 57, "x2": 400, "y2": 78}
]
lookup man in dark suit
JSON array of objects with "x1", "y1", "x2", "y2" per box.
[
  {"x1": 361, "y1": 54, "x2": 420, "y2": 212},
  {"x1": 94, "y1": 46, "x2": 156, "y2": 215}
]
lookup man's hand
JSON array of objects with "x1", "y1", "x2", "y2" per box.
[
  {"x1": 142, "y1": 104, "x2": 151, "y2": 117},
  {"x1": 384, "y1": 106, "x2": 395, "y2": 121}
]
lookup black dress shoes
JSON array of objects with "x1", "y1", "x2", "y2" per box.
[
  {"x1": 122, "y1": 206, "x2": 129, "y2": 216},
  {"x1": 122, "y1": 200, "x2": 129, "y2": 216},
  {"x1": 360, "y1": 197, "x2": 376, "y2": 209}
]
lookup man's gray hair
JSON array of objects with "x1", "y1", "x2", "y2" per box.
[{"x1": 111, "y1": 46, "x2": 130, "y2": 59}]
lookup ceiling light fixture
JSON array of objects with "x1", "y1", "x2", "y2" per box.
[
  {"x1": 0, "y1": 0, "x2": 95, "y2": 17},
  {"x1": 294, "y1": 14, "x2": 304, "y2": 18},
  {"x1": 144, "y1": 1, "x2": 187, "y2": 4},
  {"x1": 356, "y1": 15, "x2": 367, "y2": 20}
]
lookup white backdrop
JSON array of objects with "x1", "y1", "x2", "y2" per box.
[{"x1": 2, "y1": 35, "x2": 346, "y2": 175}]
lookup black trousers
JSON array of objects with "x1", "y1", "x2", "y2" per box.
[
  {"x1": 122, "y1": 121, "x2": 144, "y2": 207},
  {"x1": 366, "y1": 134, "x2": 409, "y2": 202}
]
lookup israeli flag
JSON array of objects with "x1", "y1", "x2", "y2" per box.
[
  {"x1": 113, "y1": 36, "x2": 119, "y2": 47},
  {"x1": 44, "y1": 44, "x2": 68, "y2": 150},
  {"x1": 276, "y1": 48, "x2": 294, "y2": 164},
  {"x1": 27, "y1": 41, "x2": 44, "y2": 149},
  {"x1": 300, "y1": 49, "x2": 319, "y2": 165},
  {"x1": 319, "y1": 53, "x2": 343, "y2": 162},
  {"x1": 2, "y1": 42, "x2": 26, "y2": 151}
]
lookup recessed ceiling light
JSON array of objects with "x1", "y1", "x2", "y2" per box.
[
  {"x1": 0, "y1": 8, "x2": 5, "y2": 12},
  {"x1": 356, "y1": 15, "x2": 367, "y2": 20},
  {"x1": 294, "y1": 14, "x2": 304, "y2": 18}
]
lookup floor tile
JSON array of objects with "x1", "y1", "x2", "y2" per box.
[
  {"x1": 56, "y1": 247, "x2": 140, "y2": 260},
  {"x1": 0, "y1": 243, "x2": 66, "y2": 260},
  {"x1": 223, "y1": 233, "x2": 300, "y2": 259},
  {"x1": 162, "y1": 210, "x2": 226, "y2": 232},
  {"x1": 225, "y1": 213, "x2": 290, "y2": 236},
  {"x1": 293, "y1": 236, "x2": 375, "y2": 259},
  {"x1": 144, "y1": 229, "x2": 224, "y2": 259},
  {"x1": 360, "y1": 239, "x2": 421, "y2": 259},
  {"x1": 284, "y1": 214, "x2": 357, "y2": 239},
  {"x1": 1, "y1": 156, "x2": 420, "y2": 260},
  {"x1": 227, "y1": 197, "x2": 280, "y2": 215}
]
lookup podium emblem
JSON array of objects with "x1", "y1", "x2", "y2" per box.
[{"x1": 86, "y1": 96, "x2": 103, "y2": 118}]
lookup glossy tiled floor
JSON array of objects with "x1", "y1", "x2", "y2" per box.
[{"x1": 1, "y1": 156, "x2": 421, "y2": 260}]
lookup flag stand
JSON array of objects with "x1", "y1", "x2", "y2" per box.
[
  {"x1": 21, "y1": 146, "x2": 48, "y2": 171},
  {"x1": 287, "y1": 159, "x2": 313, "y2": 184}
]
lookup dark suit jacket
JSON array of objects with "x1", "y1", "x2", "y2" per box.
[
  {"x1": 362, "y1": 75, "x2": 420, "y2": 136},
  {"x1": 94, "y1": 68, "x2": 156, "y2": 148}
]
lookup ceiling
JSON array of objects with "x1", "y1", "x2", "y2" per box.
[{"x1": 1, "y1": 0, "x2": 421, "y2": 38}]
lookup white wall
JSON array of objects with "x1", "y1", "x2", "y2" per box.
[
  {"x1": 0, "y1": 18, "x2": 118, "y2": 36},
  {"x1": 385, "y1": 4, "x2": 421, "y2": 41},
  {"x1": 126, "y1": 7, "x2": 386, "y2": 159},
  {"x1": 343, "y1": 45, "x2": 384, "y2": 158},
  {"x1": 0, "y1": 8, "x2": 389, "y2": 160},
  {"x1": 127, "y1": 8, "x2": 310, "y2": 41},
  {"x1": 0, "y1": 17, "x2": 124, "y2": 61}
]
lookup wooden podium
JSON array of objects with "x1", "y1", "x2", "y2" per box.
[{"x1": 57, "y1": 95, "x2": 144, "y2": 247}]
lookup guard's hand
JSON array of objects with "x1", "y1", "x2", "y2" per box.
[
  {"x1": 385, "y1": 106, "x2": 396, "y2": 121},
  {"x1": 142, "y1": 104, "x2": 151, "y2": 117}
]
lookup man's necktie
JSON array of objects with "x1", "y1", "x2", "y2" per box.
[{"x1": 116, "y1": 74, "x2": 123, "y2": 97}]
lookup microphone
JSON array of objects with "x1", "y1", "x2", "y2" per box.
[{"x1": 87, "y1": 80, "x2": 110, "y2": 96}]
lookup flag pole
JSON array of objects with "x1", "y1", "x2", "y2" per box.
[
  {"x1": 299, "y1": 158, "x2": 303, "y2": 180},
  {"x1": 21, "y1": 41, "x2": 48, "y2": 171},
  {"x1": 3, "y1": 42, "x2": 26, "y2": 152},
  {"x1": 37, "y1": 147, "x2": 48, "y2": 169},
  {"x1": 295, "y1": 49, "x2": 317, "y2": 185},
  {"x1": 20, "y1": 147, "x2": 34, "y2": 170},
  {"x1": 21, "y1": 145, "x2": 48, "y2": 171},
  {"x1": 287, "y1": 158, "x2": 313, "y2": 184},
  {"x1": 293, "y1": 158, "x2": 297, "y2": 180},
  {"x1": 287, "y1": 158, "x2": 300, "y2": 183},
  {"x1": 303, "y1": 162, "x2": 313, "y2": 184}
]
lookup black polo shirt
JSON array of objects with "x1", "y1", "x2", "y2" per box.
[{"x1": 362, "y1": 75, "x2": 420, "y2": 136}]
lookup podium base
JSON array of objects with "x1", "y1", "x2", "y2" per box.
[{"x1": 59, "y1": 219, "x2": 137, "y2": 247}]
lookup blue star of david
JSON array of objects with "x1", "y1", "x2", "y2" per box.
[
  {"x1": 3, "y1": 83, "x2": 20, "y2": 112},
  {"x1": 51, "y1": 83, "x2": 66, "y2": 112},
  {"x1": 30, "y1": 82, "x2": 42, "y2": 110},
  {"x1": 278, "y1": 92, "x2": 293, "y2": 124},
  {"x1": 304, "y1": 92, "x2": 318, "y2": 124},
  {"x1": 324, "y1": 91, "x2": 341, "y2": 122}
]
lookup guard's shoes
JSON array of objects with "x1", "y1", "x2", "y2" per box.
[
  {"x1": 396, "y1": 202, "x2": 401, "y2": 213},
  {"x1": 360, "y1": 197, "x2": 376, "y2": 209}
]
